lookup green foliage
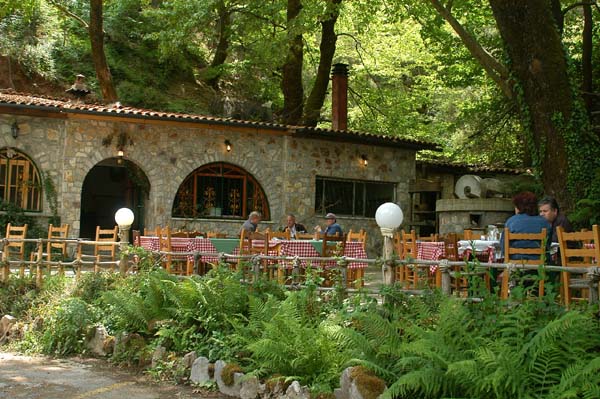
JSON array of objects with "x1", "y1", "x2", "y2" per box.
[
  {"x1": 245, "y1": 291, "x2": 350, "y2": 393},
  {"x1": 0, "y1": 274, "x2": 38, "y2": 317},
  {"x1": 40, "y1": 297, "x2": 99, "y2": 355}
]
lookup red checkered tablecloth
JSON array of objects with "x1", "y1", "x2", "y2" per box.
[
  {"x1": 278, "y1": 241, "x2": 367, "y2": 269},
  {"x1": 417, "y1": 241, "x2": 446, "y2": 273}
]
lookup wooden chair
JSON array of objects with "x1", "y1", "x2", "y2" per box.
[
  {"x1": 346, "y1": 229, "x2": 367, "y2": 286},
  {"x1": 296, "y1": 232, "x2": 316, "y2": 240},
  {"x1": 144, "y1": 227, "x2": 160, "y2": 236},
  {"x1": 5, "y1": 223, "x2": 28, "y2": 261},
  {"x1": 501, "y1": 227, "x2": 547, "y2": 299},
  {"x1": 45, "y1": 224, "x2": 70, "y2": 262},
  {"x1": 347, "y1": 229, "x2": 367, "y2": 249},
  {"x1": 418, "y1": 233, "x2": 439, "y2": 242},
  {"x1": 95, "y1": 226, "x2": 119, "y2": 264},
  {"x1": 441, "y1": 233, "x2": 467, "y2": 292},
  {"x1": 132, "y1": 230, "x2": 141, "y2": 246},
  {"x1": 239, "y1": 230, "x2": 270, "y2": 277},
  {"x1": 395, "y1": 229, "x2": 418, "y2": 286},
  {"x1": 463, "y1": 229, "x2": 475, "y2": 240},
  {"x1": 157, "y1": 226, "x2": 191, "y2": 275},
  {"x1": 207, "y1": 231, "x2": 227, "y2": 238},
  {"x1": 321, "y1": 234, "x2": 347, "y2": 287},
  {"x1": 171, "y1": 230, "x2": 190, "y2": 238},
  {"x1": 266, "y1": 229, "x2": 290, "y2": 282},
  {"x1": 557, "y1": 225, "x2": 600, "y2": 306},
  {"x1": 268, "y1": 229, "x2": 291, "y2": 240}
]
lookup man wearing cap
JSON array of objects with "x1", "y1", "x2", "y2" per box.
[{"x1": 315, "y1": 213, "x2": 343, "y2": 236}]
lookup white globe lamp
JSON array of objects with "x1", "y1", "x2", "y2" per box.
[
  {"x1": 375, "y1": 202, "x2": 403, "y2": 230},
  {"x1": 115, "y1": 207, "x2": 135, "y2": 228}
]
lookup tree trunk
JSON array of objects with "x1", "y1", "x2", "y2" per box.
[
  {"x1": 549, "y1": 0, "x2": 564, "y2": 33},
  {"x1": 489, "y1": 0, "x2": 574, "y2": 209},
  {"x1": 582, "y1": 3, "x2": 593, "y2": 115},
  {"x1": 89, "y1": 0, "x2": 117, "y2": 103},
  {"x1": 281, "y1": 0, "x2": 304, "y2": 125},
  {"x1": 205, "y1": 0, "x2": 231, "y2": 89},
  {"x1": 303, "y1": 0, "x2": 342, "y2": 127}
]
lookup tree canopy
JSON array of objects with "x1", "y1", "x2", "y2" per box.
[{"x1": 1, "y1": 0, "x2": 600, "y2": 209}]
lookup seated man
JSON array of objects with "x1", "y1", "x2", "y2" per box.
[
  {"x1": 240, "y1": 211, "x2": 261, "y2": 234},
  {"x1": 538, "y1": 196, "x2": 572, "y2": 243},
  {"x1": 315, "y1": 213, "x2": 343, "y2": 236},
  {"x1": 281, "y1": 214, "x2": 307, "y2": 239}
]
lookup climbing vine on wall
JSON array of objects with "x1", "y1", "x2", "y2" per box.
[{"x1": 43, "y1": 173, "x2": 60, "y2": 225}]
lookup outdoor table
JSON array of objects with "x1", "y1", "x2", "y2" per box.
[
  {"x1": 416, "y1": 241, "x2": 446, "y2": 287},
  {"x1": 139, "y1": 236, "x2": 368, "y2": 272},
  {"x1": 458, "y1": 239, "x2": 500, "y2": 263},
  {"x1": 277, "y1": 240, "x2": 368, "y2": 269}
]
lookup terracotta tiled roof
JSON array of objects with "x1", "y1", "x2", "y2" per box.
[
  {"x1": 417, "y1": 159, "x2": 530, "y2": 175},
  {"x1": 0, "y1": 90, "x2": 439, "y2": 150}
]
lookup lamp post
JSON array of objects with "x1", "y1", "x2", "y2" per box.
[
  {"x1": 375, "y1": 202, "x2": 403, "y2": 285},
  {"x1": 115, "y1": 207, "x2": 134, "y2": 275}
]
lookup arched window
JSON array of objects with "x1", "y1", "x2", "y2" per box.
[
  {"x1": 0, "y1": 148, "x2": 42, "y2": 211},
  {"x1": 172, "y1": 163, "x2": 270, "y2": 220}
]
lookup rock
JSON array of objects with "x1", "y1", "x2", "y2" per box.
[
  {"x1": 215, "y1": 360, "x2": 243, "y2": 397},
  {"x1": 0, "y1": 315, "x2": 17, "y2": 345},
  {"x1": 151, "y1": 346, "x2": 167, "y2": 368},
  {"x1": 182, "y1": 351, "x2": 197, "y2": 369},
  {"x1": 86, "y1": 325, "x2": 110, "y2": 356},
  {"x1": 339, "y1": 366, "x2": 386, "y2": 399},
  {"x1": 339, "y1": 367, "x2": 352, "y2": 399},
  {"x1": 190, "y1": 356, "x2": 211, "y2": 385},
  {"x1": 113, "y1": 332, "x2": 145, "y2": 359},
  {"x1": 284, "y1": 381, "x2": 310, "y2": 399},
  {"x1": 240, "y1": 375, "x2": 259, "y2": 399}
]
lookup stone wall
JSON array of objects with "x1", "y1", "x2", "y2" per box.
[{"x1": 0, "y1": 113, "x2": 417, "y2": 256}]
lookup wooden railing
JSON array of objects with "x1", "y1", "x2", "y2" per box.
[{"x1": 2, "y1": 238, "x2": 599, "y2": 304}]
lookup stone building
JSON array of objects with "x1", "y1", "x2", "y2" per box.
[
  {"x1": 0, "y1": 91, "x2": 437, "y2": 255},
  {"x1": 410, "y1": 160, "x2": 534, "y2": 236}
]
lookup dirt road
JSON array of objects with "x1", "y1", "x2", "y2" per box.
[{"x1": 0, "y1": 351, "x2": 219, "y2": 399}]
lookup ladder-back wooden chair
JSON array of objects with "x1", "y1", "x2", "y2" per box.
[
  {"x1": 347, "y1": 229, "x2": 367, "y2": 249},
  {"x1": 296, "y1": 232, "x2": 315, "y2": 240},
  {"x1": 157, "y1": 226, "x2": 191, "y2": 275},
  {"x1": 207, "y1": 231, "x2": 227, "y2": 238},
  {"x1": 266, "y1": 229, "x2": 290, "y2": 282},
  {"x1": 346, "y1": 229, "x2": 367, "y2": 285},
  {"x1": 94, "y1": 226, "x2": 118, "y2": 266},
  {"x1": 5, "y1": 223, "x2": 28, "y2": 261},
  {"x1": 395, "y1": 229, "x2": 418, "y2": 286},
  {"x1": 418, "y1": 233, "x2": 439, "y2": 242},
  {"x1": 320, "y1": 234, "x2": 347, "y2": 287},
  {"x1": 6, "y1": 223, "x2": 28, "y2": 276},
  {"x1": 557, "y1": 225, "x2": 600, "y2": 306},
  {"x1": 46, "y1": 224, "x2": 70, "y2": 262},
  {"x1": 144, "y1": 227, "x2": 160, "y2": 236},
  {"x1": 239, "y1": 230, "x2": 270, "y2": 277},
  {"x1": 269, "y1": 229, "x2": 291, "y2": 240},
  {"x1": 501, "y1": 227, "x2": 547, "y2": 299}
]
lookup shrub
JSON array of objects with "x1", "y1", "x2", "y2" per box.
[{"x1": 40, "y1": 297, "x2": 99, "y2": 355}]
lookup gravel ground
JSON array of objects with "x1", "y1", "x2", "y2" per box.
[{"x1": 0, "y1": 351, "x2": 225, "y2": 399}]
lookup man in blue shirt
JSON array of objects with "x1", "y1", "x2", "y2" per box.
[{"x1": 316, "y1": 213, "x2": 343, "y2": 236}]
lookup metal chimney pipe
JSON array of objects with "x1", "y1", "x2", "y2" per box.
[{"x1": 331, "y1": 63, "x2": 349, "y2": 131}]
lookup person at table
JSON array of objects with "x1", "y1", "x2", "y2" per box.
[
  {"x1": 314, "y1": 213, "x2": 343, "y2": 236},
  {"x1": 501, "y1": 191, "x2": 551, "y2": 260},
  {"x1": 240, "y1": 211, "x2": 261, "y2": 234},
  {"x1": 538, "y1": 196, "x2": 572, "y2": 243},
  {"x1": 280, "y1": 214, "x2": 307, "y2": 239}
]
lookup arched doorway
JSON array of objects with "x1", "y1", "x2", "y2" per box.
[{"x1": 80, "y1": 158, "x2": 149, "y2": 239}]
